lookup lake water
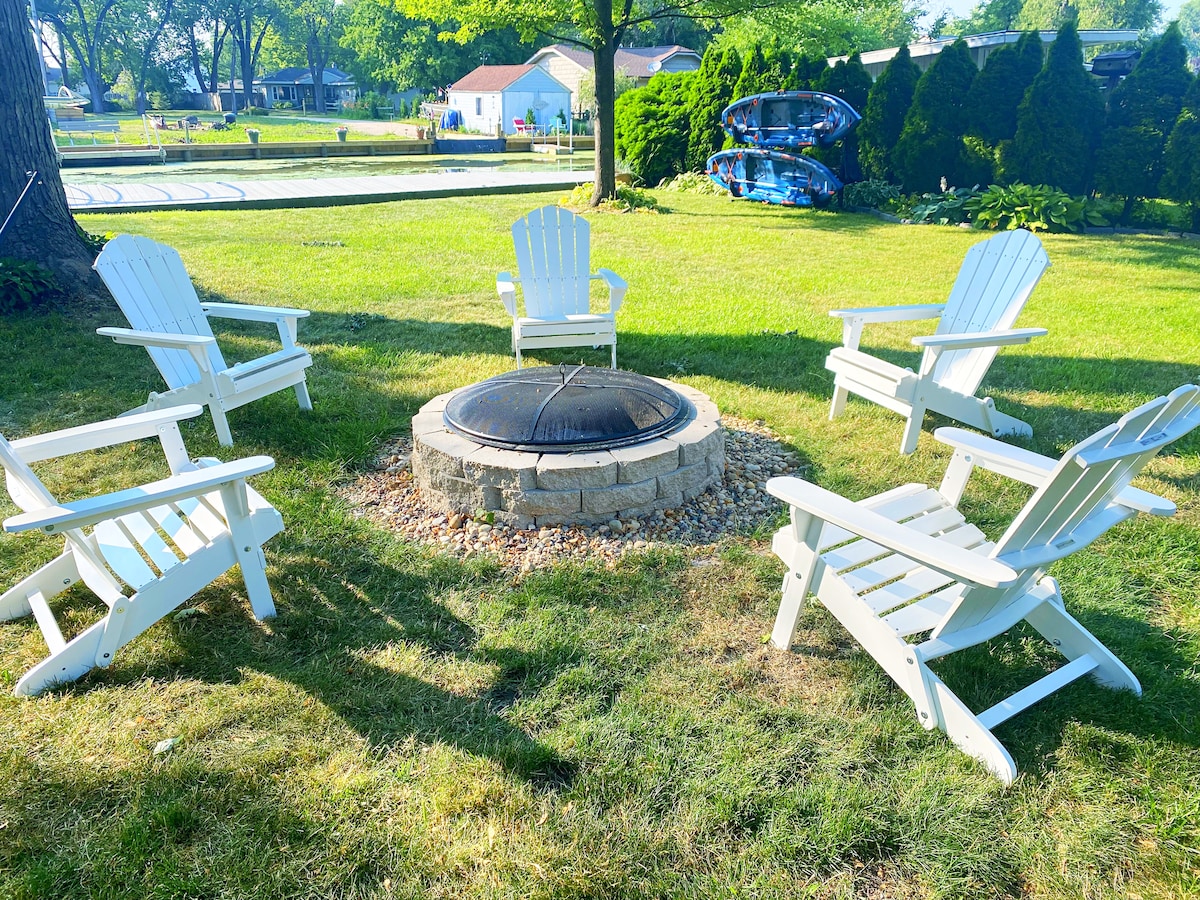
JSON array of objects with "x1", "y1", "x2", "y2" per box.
[{"x1": 61, "y1": 152, "x2": 595, "y2": 185}]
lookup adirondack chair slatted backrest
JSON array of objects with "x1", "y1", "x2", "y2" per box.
[
  {"x1": 0, "y1": 433, "x2": 219, "y2": 593},
  {"x1": 936, "y1": 385, "x2": 1200, "y2": 636},
  {"x1": 932, "y1": 230, "x2": 1049, "y2": 395},
  {"x1": 512, "y1": 207, "x2": 591, "y2": 319},
  {"x1": 95, "y1": 235, "x2": 227, "y2": 389}
]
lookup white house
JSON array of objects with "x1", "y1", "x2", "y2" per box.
[
  {"x1": 448, "y1": 65, "x2": 573, "y2": 134},
  {"x1": 526, "y1": 44, "x2": 702, "y2": 114}
]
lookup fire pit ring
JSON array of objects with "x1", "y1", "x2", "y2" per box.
[{"x1": 412, "y1": 368, "x2": 725, "y2": 528}]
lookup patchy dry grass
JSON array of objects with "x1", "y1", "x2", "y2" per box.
[{"x1": 0, "y1": 191, "x2": 1196, "y2": 898}]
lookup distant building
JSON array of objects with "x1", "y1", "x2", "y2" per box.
[
  {"x1": 258, "y1": 66, "x2": 357, "y2": 110},
  {"x1": 448, "y1": 65, "x2": 572, "y2": 134},
  {"x1": 828, "y1": 30, "x2": 1140, "y2": 80},
  {"x1": 526, "y1": 44, "x2": 702, "y2": 114}
]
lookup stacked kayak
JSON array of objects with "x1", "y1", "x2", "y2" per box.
[
  {"x1": 721, "y1": 91, "x2": 860, "y2": 149},
  {"x1": 707, "y1": 90, "x2": 859, "y2": 208}
]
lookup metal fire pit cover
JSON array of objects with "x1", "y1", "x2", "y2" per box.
[{"x1": 443, "y1": 365, "x2": 689, "y2": 453}]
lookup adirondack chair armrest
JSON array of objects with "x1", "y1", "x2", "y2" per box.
[
  {"x1": 497, "y1": 272, "x2": 518, "y2": 317},
  {"x1": 9, "y1": 406, "x2": 206, "y2": 464},
  {"x1": 97, "y1": 326, "x2": 216, "y2": 357},
  {"x1": 828, "y1": 303, "x2": 945, "y2": 324},
  {"x1": 933, "y1": 427, "x2": 1056, "y2": 487},
  {"x1": 592, "y1": 269, "x2": 627, "y2": 313},
  {"x1": 3, "y1": 456, "x2": 276, "y2": 535},
  {"x1": 200, "y1": 302, "x2": 310, "y2": 322},
  {"x1": 912, "y1": 327, "x2": 1048, "y2": 351},
  {"x1": 766, "y1": 476, "x2": 1019, "y2": 589},
  {"x1": 202, "y1": 302, "x2": 309, "y2": 348}
]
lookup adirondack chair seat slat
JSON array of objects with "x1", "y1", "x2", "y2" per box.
[
  {"x1": 766, "y1": 384, "x2": 1200, "y2": 783},
  {"x1": 827, "y1": 229, "x2": 1050, "y2": 454},
  {"x1": 498, "y1": 207, "x2": 626, "y2": 369},
  {"x1": 95, "y1": 234, "x2": 314, "y2": 446},
  {"x1": 0, "y1": 405, "x2": 284, "y2": 696}
]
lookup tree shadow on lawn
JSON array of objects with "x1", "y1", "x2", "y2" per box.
[{"x1": 45, "y1": 546, "x2": 578, "y2": 789}]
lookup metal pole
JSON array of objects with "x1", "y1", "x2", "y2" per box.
[{"x1": 0, "y1": 172, "x2": 41, "y2": 246}]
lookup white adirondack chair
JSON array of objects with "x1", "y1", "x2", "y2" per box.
[
  {"x1": 0, "y1": 404, "x2": 283, "y2": 696},
  {"x1": 826, "y1": 228, "x2": 1050, "y2": 454},
  {"x1": 767, "y1": 385, "x2": 1200, "y2": 783},
  {"x1": 497, "y1": 206, "x2": 628, "y2": 369},
  {"x1": 94, "y1": 233, "x2": 313, "y2": 446}
]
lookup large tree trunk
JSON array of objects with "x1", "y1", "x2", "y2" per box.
[
  {"x1": 0, "y1": 0, "x2": 104, "y2": 301},
  {"x1": 591, "y1": 38, "x2": 618, "y2": 205}
]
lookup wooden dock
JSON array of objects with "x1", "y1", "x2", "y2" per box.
[{"x1": 65, "y1": 169, "x2": 594, "y2": 214}]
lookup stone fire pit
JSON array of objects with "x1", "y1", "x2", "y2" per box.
[{"x1": 412, "y1": 369, "x2": 725, "y2": 529}]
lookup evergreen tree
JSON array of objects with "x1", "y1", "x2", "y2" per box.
[
  {"x1": 816, "y1": 52, "x2": 872, "y2": 113},
  {"x1": 858, "y1": 44, "x2": 921, "y2": 181},
  {"x1": 786, "y1": 54, "x2": 831, "y2": 91},
  {"x1": 761, "y1": 38, "x2": 792, "y2": 91},
  {"x1": 1094, "y1": 23, "x2": 1193, "y2": 221},
  {"x1": 1161, "y1": 76, "x2": 1200, "y2": 231},
  {"x1": 731, "y1": 44, "x2": 765, "y2": 104},
  {"x1": 1003, "y1": 19, "x2": 1104, "y2": 194},
  {"x1": 615, "y1": 72, "x2": 694, "y2": 187},
  {"x1": 685, "y1": 45, "x2": 741, "y2": 172},
  {"x1": 967, "y1": 30, "x2": 1044, "y2": 144},
  {"x1": 893, "y1": 39, "x2": 978, "y2": 192}
]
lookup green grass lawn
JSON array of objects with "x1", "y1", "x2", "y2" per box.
[
  {"x1": 1, "y1": 192, "x2": 1198, "y2": 899},
  {"x1": 54, "y1": 112, "x2": 399, "y2": 147}
]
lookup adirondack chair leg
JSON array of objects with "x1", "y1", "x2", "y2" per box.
[
  {"x1": 220, "y1": 481, "x2": 277, "y2": 620},
  {"x1": 829, "y1": 384, "x2": 849, "y2": 420},
  {"x1": 899, "y1": 404, "x2": 926, "y2": 455},
  {"x1": 0, "y1": 551, "x2": 79, "y2": 621},
  {"x1": 294, "y1": 380, "x2": 313, "y2": 412},
  {"x1": 14, "y1": 615, "x2": 112, "y2": 696},
  {"x1": 610, "y1": 342, "x2": 617, "y2": 370},
  {"x1": 1024, "y1": 586, "x2": 1141, "y2": 694},
  {"x1": 978, "y1": 398, "x2": 1033, "y2": 439},
  {"x1": 770, "y1": 509, "x2": 825, "y2": 650},
  {"x1": 929, "y1": 674, "x2": 1019, "y2": 784},
  {"x1": 209, "y1": 404, "x2": 235, "y2": 447}
]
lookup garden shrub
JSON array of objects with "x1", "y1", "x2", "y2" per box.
[
  {"x1": 560, "y1": 183, "x2": 662, "y2": 213},
  {"x1": 659, "y1": 172, "x2": 725, "y2": 195},
  {"x1": 858, "y1": 45, "x2": 921, "y2": 182},
  {"x1": 843, "y1": 179, "x2": 903, "y2": 210},
  {"x1": 893, "y1": 39, "x2": 978, "y2": 193},
  {"x1": 614, "y1": 72, "x2": 693, "y2": 188},
  {"x1": 909, "y1": 186, "x2": 980, "y2": 225},
  {"x1": 965, "y1": 183, "x2": 1107, "y2": 232},
  {"x1": 0, "y1": 258, "x2": 58, "y2": 314},
  {"x1": 685, "y1": 45, "x2": 741, "y2": 172}
]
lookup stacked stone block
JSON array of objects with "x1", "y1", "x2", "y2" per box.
[{"x1": 412, "y1": 381, "x2": 725, "y2": 528}]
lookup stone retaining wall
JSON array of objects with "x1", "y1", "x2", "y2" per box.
[{"x1": 412, "y1": 380, "x2": 725, "y2": 528}]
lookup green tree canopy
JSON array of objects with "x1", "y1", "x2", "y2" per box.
[
  {"x1": 1016, "y1": 0, "x2": 1162, "y2": 30},
  {"x1": 858, "y1": 44, "x2": 921, "y2": 181},
  {"x1": 715, "y1": 0, "x2": 919, "y2": 59},
  {"x1": 1003, "y1": 19, "x2": 1104, "y2": 194},
  {"x1": 893, "y1": 38, "x2": 978, "y2": 192},
  {"x1": 1180, "y1": 0, "x2": 1200, "y2": 58}
]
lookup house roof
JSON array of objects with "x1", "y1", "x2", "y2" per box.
[
  {"x1": 450, "y1": 64, "x2": 542, "y2": 92},
  {"x1": 527, "y1": 44, "x2": 701, "y2": 79},
  {"x1": 259, "y1": 66, "x2": 355, "y2": 86}
]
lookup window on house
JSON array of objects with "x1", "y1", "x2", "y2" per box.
[{"x1": 475, "y1": 97, "x2": 482, "y2": 116}]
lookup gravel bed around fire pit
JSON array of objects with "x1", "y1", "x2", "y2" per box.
[{"x1": 343, "y1": 417, "x2": 807, "y2": 573}]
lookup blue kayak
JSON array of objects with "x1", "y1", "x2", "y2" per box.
[
  {"x1": 707, "y1": 148, "x2": 842, "y2": 208},
  {"x1": 721, "y1": 91, "x2": 861, "y2": 150}
]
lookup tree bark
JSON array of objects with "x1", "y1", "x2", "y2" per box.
[
  {"x1": 591, "y1": 37, "x2": 618, "y2": 205},
  {"x1": 1, "y1": 0, "x2": 105, "y2": 301}
]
